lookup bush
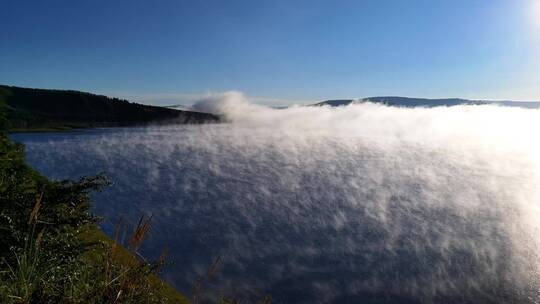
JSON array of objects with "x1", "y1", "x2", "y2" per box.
[{"x1": 0, "y1": 132, "x2": 187, "y2": 303}]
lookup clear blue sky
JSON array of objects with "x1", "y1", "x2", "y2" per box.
[{"x1": 2, "y1": 0, "x2": 540, "y2": 105}]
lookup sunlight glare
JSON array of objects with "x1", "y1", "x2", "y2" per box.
[{"x1": 532, "y1": 0, "x2": 540, "y2": 29}]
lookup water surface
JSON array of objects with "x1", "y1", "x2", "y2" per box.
[{"x1": 10, "y1": 103, "x2": 540, "y2": 303}]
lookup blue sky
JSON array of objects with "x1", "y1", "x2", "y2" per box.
[{"x1": 1, "y1": 0, "x2": 540, "y2": 105}]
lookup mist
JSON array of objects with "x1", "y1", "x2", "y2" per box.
[{"x1": 11, "y1": 92, "x2": 540, "y2": 303}]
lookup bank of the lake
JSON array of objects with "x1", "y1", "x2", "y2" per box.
[{"x1": 0, "y1": 130, "x2": 190, "y2": 303}]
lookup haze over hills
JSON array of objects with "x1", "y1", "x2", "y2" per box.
[
  {"x1": 0, "y1": 85, "x2": 220, "y2": 131},
  {"x1": 314, "y1": 96, "x2": 540, "y2": 108}
]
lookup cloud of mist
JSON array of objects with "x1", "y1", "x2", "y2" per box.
[
  {"x1": 12, "y1": 92, "x2": 540, "y2": 303},
  {"x1": 193, "y1": 91, "x2": 540, "y2": 155},
  {"x1": 111, "y1": 91, "x2": 309, "y2": 107}
]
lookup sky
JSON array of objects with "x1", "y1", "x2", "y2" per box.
[{"x1": 1, "y1": 0, "x2": 540, "y2": 105}]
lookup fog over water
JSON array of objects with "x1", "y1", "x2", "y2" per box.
[{"x1": 11, "y1": 93, "x2": 540, "y2": 303}]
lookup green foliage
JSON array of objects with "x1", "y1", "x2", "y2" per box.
[
  {"x1": 66, "y1": 217, "x2": 179, "y2": 304},
  {"x1": 0, "y1": 133, "x2": 188, "y2": 303},
  {"x1": 0, "y1": 131, "x2": 101, "y2": 303},
  {"x1": 2, "y1": 219, "x2": 46, "y2": 303}
]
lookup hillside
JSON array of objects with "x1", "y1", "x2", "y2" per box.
[
  {"x1": 314, "y1": 96, "x2": 540, "y2": 108},
  {"x1": 0, "y1": 85, "x2": 220, "y2": 131}
]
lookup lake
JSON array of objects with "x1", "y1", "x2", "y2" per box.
[{"x1": 10, "y1": 103, "x2": 540, "y2": 303}]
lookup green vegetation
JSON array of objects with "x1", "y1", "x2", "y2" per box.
[
  {"x1": 0, "y1": 85, "x2": 220, "y2": 131},
  {"x1": 0, "y1": 122, "x2": 190, "y2": 303}
]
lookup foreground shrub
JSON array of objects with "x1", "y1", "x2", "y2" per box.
[{"x1": 0, "y1": 133, "x2": 186, "y2": 303}]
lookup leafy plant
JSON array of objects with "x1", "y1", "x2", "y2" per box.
[{"x1": 0, "y1": 132, "x2": 185, "y2": 303}]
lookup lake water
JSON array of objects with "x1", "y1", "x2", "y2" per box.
[{"x1": 10, "y1": 102, "x2": 540, "y2": 303}]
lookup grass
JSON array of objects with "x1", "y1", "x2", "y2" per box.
[
  {"x1": 80, "y1": 224, "x2": 190, "y2": 304},
  {"x1": 0, "y1": 133, "x2": 193, "y2": 303},
  {"x1": 1, "y1": 210, "x2": 191, "y2": 304}
]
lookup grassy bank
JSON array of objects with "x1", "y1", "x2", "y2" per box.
[
  {"x1": 0, "y1": 131, "x2": 189, "y2": 303},
  {"x1": 80, "y1": 226, "x2": 190, "y2": 304}
]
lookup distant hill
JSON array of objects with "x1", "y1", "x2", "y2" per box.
[
  {"x1": 314, "y1": 96, "x2": 540, "y2": 108},
  {"x1": 0, "y1": 85, "x2": 220, "y2": 131}
]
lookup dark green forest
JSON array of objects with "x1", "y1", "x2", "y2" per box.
[{"x1": 0, "y1": 85, "x2": 220, "y2": 131}]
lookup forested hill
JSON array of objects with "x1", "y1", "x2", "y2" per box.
[{"x1": 0, "y1": 85, "x2": 220, "y2": 131}]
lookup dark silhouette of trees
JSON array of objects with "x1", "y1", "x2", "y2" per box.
[{"x1": 0, "y1": 85, "x2": 220, "y2": 130}]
